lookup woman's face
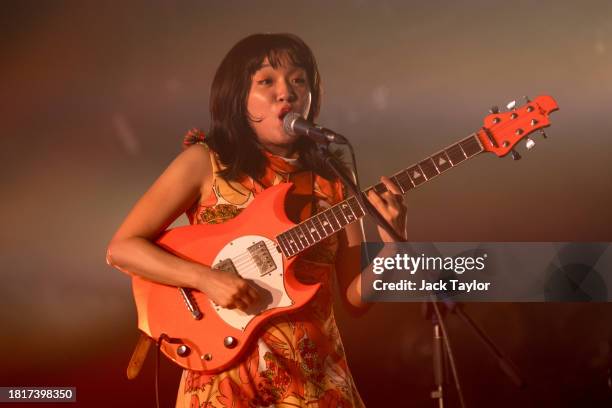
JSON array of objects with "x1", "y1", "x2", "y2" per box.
[{"x1": 247, "y1": 57, "x2": 311, "y2": 157}]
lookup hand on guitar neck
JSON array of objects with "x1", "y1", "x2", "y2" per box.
[{"x1": 367, "y1": 176, "x2": 408, "y2": 242}]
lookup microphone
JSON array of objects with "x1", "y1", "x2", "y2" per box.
[{"x1": 283, "y1": 112, "x2": 348, "y2": 144}]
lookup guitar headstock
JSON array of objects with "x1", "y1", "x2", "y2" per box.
[{"x1": 478, "y1": 95, "x2": 559, "y2": 158}]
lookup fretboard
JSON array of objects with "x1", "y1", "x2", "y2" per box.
[{"x1": 276, "y1": 133, "x2": 484, "y2": 257}]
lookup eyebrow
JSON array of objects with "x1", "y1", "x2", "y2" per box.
[{"x1": 255, "y1": 64, "x2": 305, "y2": 74}]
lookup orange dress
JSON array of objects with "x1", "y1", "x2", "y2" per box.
[{"x1": 175, "y1": 130, "x2": 364, "y2": 408}]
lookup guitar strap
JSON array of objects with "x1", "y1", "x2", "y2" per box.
[{"x1": 126, "y1": 332, "x2": 154, "y2": 379}]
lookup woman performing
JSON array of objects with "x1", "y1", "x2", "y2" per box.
[{"x1": 107, "y1": 33, "x2": 406, "y2": 407}]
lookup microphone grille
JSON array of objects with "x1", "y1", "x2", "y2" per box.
[{"x1": 283, "y1": 112, "x2": 301, "y2": 136}]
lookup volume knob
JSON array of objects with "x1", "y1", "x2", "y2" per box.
[
  {"x1": 224, "y1": 336, "x2": 238, "y2": 349},
  {"x1": 177, "y1": 344, "x2": 191, "y2": 357}
]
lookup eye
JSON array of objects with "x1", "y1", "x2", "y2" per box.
[
  {"x1": 256, "y1": 78, "x2": 272, "y2": 85},
  {"x1": 292, "y1": 77, "x2": 306, "y2": 85}
]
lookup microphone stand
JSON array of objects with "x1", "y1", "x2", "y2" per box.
[
  {"x1": 315, "y1": 143, "x2": 404, "y2": 243},
  {"x1": 416, "y1": 245, "x2": 526, "y2": 408}
]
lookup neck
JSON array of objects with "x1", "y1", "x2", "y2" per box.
[{"x1": 262, "y1": 144, "x2": 298, "y2": 159}]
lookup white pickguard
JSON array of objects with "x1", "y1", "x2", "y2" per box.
[{"x1": 211, "y1": 235, "x2": 291, "y2": 331}]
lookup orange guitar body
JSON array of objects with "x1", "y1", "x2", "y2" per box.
[{"x1": 131, "y1": 183, "x2": 319, "y2": 373}]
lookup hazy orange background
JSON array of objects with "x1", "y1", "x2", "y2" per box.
[{"x1": 1, "y1": 1, "x2": 611, "y2": 406}]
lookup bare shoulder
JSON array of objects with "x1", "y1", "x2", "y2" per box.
[
  {"x1": 111, "y1": 144, "x2": 214, "y2": 241},
  {"x1": 173, "y1": 143, "x2": 212, "y2": 173},
  {"x1": 164, "y1": 143, "x2": 213, "y2": 190}
]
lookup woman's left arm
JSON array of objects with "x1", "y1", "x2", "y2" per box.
[{"x1": 335, "y1": 176, "x2": 407, "y2": 315}]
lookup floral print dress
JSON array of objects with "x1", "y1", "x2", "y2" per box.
[{"x1": 175, "y1": 130, "x2": 364, "y2": 408}]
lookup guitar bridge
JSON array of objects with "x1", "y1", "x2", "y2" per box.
[{"x1": 248, "y1": 241, "x2": 277, "y2": 277}]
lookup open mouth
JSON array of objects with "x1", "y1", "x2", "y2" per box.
[{"x1": 278, "y1": 107, "x2": 292, "y2": 120}]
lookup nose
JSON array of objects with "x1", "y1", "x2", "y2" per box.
[{"x1": 276, "y1": 78, "x2": 297, "y2": 103}]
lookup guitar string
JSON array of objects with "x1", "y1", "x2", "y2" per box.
[
  {"x1": 229, "y1": 221, "x2": 342, "y2": 268},
  {"x1": 228, "y1": 238, "x2": 309, "y2": 270},
  {"x1": 218, "y1": 231, "x2": 329, "y2": 274},
  {"x1": 214, "y1": 240, "x2": 290, "y2": 271},
  {"x1": 220, "y1": 213, "x2": 344, "y2": 267},
  {"x1": 215, "y1": 206, "x2": 340, "y2": 267}
]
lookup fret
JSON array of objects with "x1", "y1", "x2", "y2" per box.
[
  {"x1": 285, "y1": 231, "x2": 300, "y2": 253},
  {"x1": 323, "y1": 208, "x2": 341, "y2": 231},
  {"x1": 418, "y1": 158, "x2": 439, "y2": 179},
  {"x1": 295, "y1": 225, "x2": 310, "y2": 247},
  {"x1": 315, "y1": 212, "x2": 333, "y2": 235},
  {"x1": 446, "y1": 144, "x2": 467, "y2": 165},
  {"x1": 471, "y1": 133, "x2": 484, "y2": 151},
  {"x1": 321, "y1": 209, "x2": 340, "y2": 235},
  {"x1": 305, "y1": 222, "x2": 319, "y2": 242},
  {"x1": 286, "y1": 230, "x2": 301, "y2": 253},
  {"x1": 291, "y1": 227, "x2": 304, "y2": 247},
  {"x1": 289, "y1": 228, "x2": 305, "y2": 251},
  {"x1": 431, "y1": 151, "x2": 453, "y2": 172},
  {"x1": 430, "y1": 158, "x2": 440, "y2": 173},
  {"x1": 332, "y1": 210, "x2": 344, "y2": 230},
  {"x1": 312, "y1": 213, "x2": 333, "y2": 238},
  {"x1": 394, "y1": 170, "x2": 414, "y2": 191},
  {"x1": 305, "y1": 219, "x2": 322, "y2": 241},
  {"x1": 418, "y1": 165, "x2": 428, "y2": 180},
  {"x1": 407, "y1": 165, "x2": 427, "y2": 186},
  {"x1": 368, "y1": 183, "x2": 385, "y2": 195},
  {"x1": 298, "y1": 223, "x2": 314, "y2": 246},
  {"x1": 277, "y1": 234, "x2": 291, "y2": 256},
  {"x1": 460, "y1": 135, "x2": 483, "y2": 157},
  {"x1": 391, "y1": 175, "x2": 405, "y2": 194},
  {"x1": 332, "y1": 204, "x2": 349, "y2": 226},
  {"x1": 340, "y1": 200, "x2": 357, "y2": 223},
  {"x1": 348, "y1": 196, "x2": 366, "y2": 218},
  {"x1": 457, "y1": 142, "x2": 468, "y2": 158}
]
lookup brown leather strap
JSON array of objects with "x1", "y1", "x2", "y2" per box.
[{"x1": 126, "y1": 332, "x2": 154, "y2": 379}]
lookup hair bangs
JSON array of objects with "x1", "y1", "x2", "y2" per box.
[{"x1": 246, "y1": 43, "x2": 312, "y2": 78}]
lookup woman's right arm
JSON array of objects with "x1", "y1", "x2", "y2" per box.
[{"x1": 106, "y1": 144, "x2": 259, "y2": 310}]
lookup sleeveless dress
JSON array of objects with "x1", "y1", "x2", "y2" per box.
[{"x1": 175, "y1": 129, "x2": 365, "y2": 408}]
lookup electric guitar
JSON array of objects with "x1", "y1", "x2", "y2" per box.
[{"x1": 131, "y1": 95, "x2": 559, "y2": 372}]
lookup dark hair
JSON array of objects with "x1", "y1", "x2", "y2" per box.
[{"x1": 205, "y1": 33, "x2": 340, "y2": 181}]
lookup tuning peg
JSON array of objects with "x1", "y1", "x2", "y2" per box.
[
  {"x1": 539, "y1": 129, "x2": 548, "y2": 139},
  {"x1": 489, "y1": 105, "x2": 499, "y2": 114},
  {"x1": 511, "y1": 149, "x2": 522, "y2": 160},
  {"x1": 506, "y1": 100, "x2": 517, "y2": 110},
  {"x1": 525, "y1": 138, "x2": 535, "y2": 150}
]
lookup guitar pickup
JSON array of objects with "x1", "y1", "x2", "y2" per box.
[
  {"x1": 214, "y1": 258, "x2": 238, "y2": 275},
  {"x1": 248, "y1": 241, "x2": 277, "y2": 277}
]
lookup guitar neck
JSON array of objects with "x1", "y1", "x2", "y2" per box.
[{"x1": 276, "y1": 133, "x2": 484, "y2": 257}]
